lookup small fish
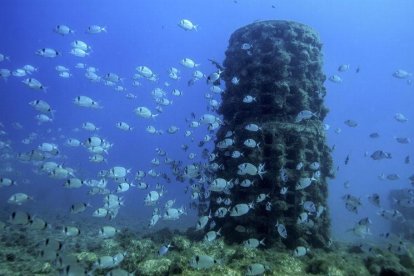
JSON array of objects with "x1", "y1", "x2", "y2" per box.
[
  {"x1": 370, "y1": 150, "x2": 392, "y2": 160},
  {"x1": 295, "y1": 110, "x2": 317, "y2": 123},
  {"x1": 0, "y1": 53, "x2": 10, "y2": 62},
  {"x1": 63, "y1": 226, "x2": 81, "y2": 236},
  {"x1": 70, "y1": 202, "x2": 90, "y2": 214},
  {"x1": 87, "y1": 25, "x2": 107, "y2": 34},
  {"x1": 241, "y1": 43, "x2": 253, "y2": 50},
  {"x1": 93, "y1": 208, "x2": 108, "y2": 218},
  {"x1": 7, "y1": 193, "x2": 33, "y2": 205},
  {"x1": 243, "y1": 95, "x2": 256, "y2": 103},
  {"x1": 231, "y1": 151, "x2": 244, "y2": 158},
  {"x1": 36, "y1": 48, "x2": 60, "y2": 58},
  {"x1": 295, "y1": 177, "x2": 316, "y2": 190},
  {"x1": 343, "y1": 180, "x2": 350, "y2": 189},
  {"x1": 343, "y1": 194, "x2": 362, "y2": 207},
  {"x1": 29, "y1": 217, "x2": 50, "y2": 230},
  {"x1": 54, "y1": 24, "x2": 74, "y2": 35},
  {"x1": 293, "y1": 246, "x2": 310, "y2": 257},
  {"x1": 239, "y1": 179, "x2": 254, "y2": 188},
  {"x1": 93, "y1": 255, "x2": 118, "y2": 270},
  {"x1": 204, "y1": 229, "x2": 221, "y2": 242},
  {"x1": 344, "y1": 119, "x2": 358, "y2": 127},
  {"x1": 243, "y1": 238, "x2": 265, "y2": 249},
  {"x1": 82, "y1": 122, "x2": 99, "y2": 131},
  {"x1": 279, "y1": 167, "x2": 288, "y2": 182},
  {"x1": 178, "y1": 19, "x2": 198, "y2": 31},
  {"x1": 158, "y1": 243, "x2": 173, "y2": 256},
  {"x1": 392, "y1": 69, "x2": 412, "y2": 79},
  {"x1": 59, "y1": 71, "x2": 71, "y2": 78},
  {"x1": 207, "y1": 69, "x2": 223, "y2": 85},
  {"x1": 196, "y1": 213, "x2": 211, "y2": 231},
  {"x1": 74, "y1": 96, "x2": 101, "y2": 108},
  {"x1": 256, "y1": 193, "x2": 269, "y2": 203},
  {"x1": 246, "y1": 263, "x2": 266, "y2": 276},
  {"x1": 12, "y1": 68, "x2": 26, "y2": 77},
  {"x1": 309, "y1": 162, "x2": 320, "y2": 171},
  {"x1": 9, "y1": 211, "x2": 31, "y2": 225},
  {"x1": 243, "y1": 139, "x2": 260, "y2": 148},
  {"x1": 231, "y1": 76, "x2": 240, "y2": 85},
  {"x1": 275, "y1": 221, "x2": 287, "y2": 239},
  {"x1": 181, "y1": 57, "x2": 199, "y2": 68},
  {"x1": 106, "y1": 268, "x2": 134, "y2": 276},
  {"x1": 338, "y1": 64, "x2": 350, "y2": 72},
  {"x1": 302, "y1": 201, "x2": 317, "y2": 213},
  {"x1": 245, "y1": 123, "x2": 261, "y2": 132},
  {"x1": 71, "y1": 40, "x2": 90, "y2": 51},
  {"x1": 377, "y1": 209, "x2": 405, "y2": 222},
  {"x1": 388, "y1": 243, "x2": 408, "y2": 255},
  {"x1": 329, "y1": 75, "x2": 342, "y2": 83},
  {"x1": 136, "y1": 65, "x2": 155, "y2": 78},
  {"x1": 393, "y1": 198, "x2": 414, "y2": 208},
  {"x1": 297, "y1": 212, "x2": 309, "y2": 224},
  {"x1": 296, "y1": 162, "x2": 304, "y2": 170},
  {"x1": 358, "y1": 217, "x2": 372, "y2": 226},
  {"x1": 0, "y1": 177, "x2": 17, "y2": 187},
  {"x1": 386, "y1": 173, "x2": 400, "y2": 181},
  {"x1": 134, "y1": 106, "x2": 158, "y2": 119},
  {"x1": 116, "y1": 122, "x2": 133, "y2": 131},
  {"x1": 22, "y1": 78, "x2": 47, "y2": 91},
  {"x1": 345, "y1": 154, "x2": 350, "y2": 165},
  {"x1": 347, "y1": 224, "x2": 371, "y2": 238},
  {"x1": 171, "y1": 89, "x2": 183, "y2": 96},
  {"x1": 395, "y1": 137, "x2": 410, "y2": 144},
  {"x1": 230, "y1": 202, "x2": 254, "y2": 217},
  {"x1": 70, "y1": 48, "x2": 89, "y2": 57},
  {"x1": 189, "y1": 255, "x2": 219, "y2": 270},
  {"x1": 369, "y1": 132, "x2": 379, "y2": 138},
  {"x1": 394, "y1": 113, "x2": 408, "y2": 123},
  {"x1": 265, "y1": 201, "x2": 272, "y2": 211}
]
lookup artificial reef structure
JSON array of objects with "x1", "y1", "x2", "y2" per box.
[
  {"x1": 389, "y1": 188, "x2": 414, "y2": 240},
  {"x1": 209, "y1": 20, "x2": 334, "y2": 249}
]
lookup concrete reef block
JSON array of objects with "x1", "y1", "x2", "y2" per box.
[{"x1": 209, "y1": 20, "x2": 333, "y2": 249}]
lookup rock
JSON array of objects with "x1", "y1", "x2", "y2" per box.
[
  {"x1": 172, "y1": 235, "x2": 191, "y2": 251},
  {"x1": 137, "y1": 258, "x2": 172, "y2": 276}
]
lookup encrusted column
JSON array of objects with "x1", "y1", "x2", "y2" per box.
[{"x1": 209, "y1": 20, "x2": 333, "y2": 249}]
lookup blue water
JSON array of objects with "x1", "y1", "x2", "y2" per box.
[{"x1": 0, "y1": 0, "x2": 413, "y2": 248}]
